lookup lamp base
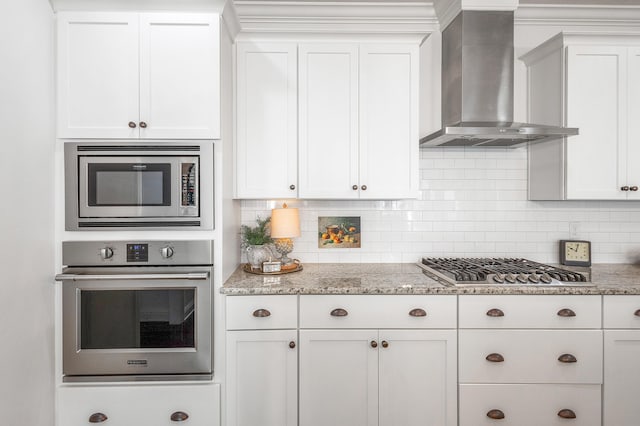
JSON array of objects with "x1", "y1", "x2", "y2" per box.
[{"x1": 274, "y1": 238, "x2": 294, "y2": 265}]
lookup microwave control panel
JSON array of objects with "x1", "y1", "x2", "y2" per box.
[{"x1": 181, "y1": 162, "x2": 197, "y2": 207}]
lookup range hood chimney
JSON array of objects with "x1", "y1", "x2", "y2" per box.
[{"x1": 420, "y1": 10, "x2": 577, "y2": 148}]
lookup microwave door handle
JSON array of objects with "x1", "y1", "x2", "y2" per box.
[{"x1": 54, "y1": 272, "x2": 209, "y2": 281}]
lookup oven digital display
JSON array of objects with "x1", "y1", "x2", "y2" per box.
[{"x1": 127, "y1": 244, "x2": 149, "y2": 262}]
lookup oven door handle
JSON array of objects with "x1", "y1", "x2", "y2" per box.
[{"x1": 55, "y1": 272, "x2": 209, "y2": 281}]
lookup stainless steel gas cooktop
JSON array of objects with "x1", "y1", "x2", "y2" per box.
[{"x1": 417, "y1": 258, "x2": 592, "y2": 287}]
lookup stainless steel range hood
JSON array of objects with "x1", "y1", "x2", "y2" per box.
[{"x1": 420, "y1": 10, "x2": 577, "y2": 148}]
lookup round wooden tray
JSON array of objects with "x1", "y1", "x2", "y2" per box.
[{"x1": 242, "y1": 260, "x2": 303, "y2": 275}]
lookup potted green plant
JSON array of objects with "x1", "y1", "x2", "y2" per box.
[{"x1": 241, "y1": 217, "x2": 275, "y2": 269}]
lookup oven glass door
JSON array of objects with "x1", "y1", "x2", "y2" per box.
[
  {"x1": 80, "y1": 289, "x2": 196, "y2": 350},
  {"x1": 62, "y1": 273, "x2": 211, "y2": 377},
  {"x1": 78, "y1": 156, "x2": 199, "y2": 218}
]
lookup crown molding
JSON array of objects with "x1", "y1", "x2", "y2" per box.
[
  {"x1": 515, "y1": 4, "x2": 640, "y2": 27},
  {"x1": 221, "y1": 0, "x2": 241, "y2": 39},
  {"x1": 234, "y1": 1, "x2": 438, "y2": 37}
]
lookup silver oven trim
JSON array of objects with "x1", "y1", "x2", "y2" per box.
[
  {"x1": 64, "y1": 142, "x2": 214, "y2": 231},
  {"x1": 58, "y1": 265, "x2": 213, "y2": 378}
]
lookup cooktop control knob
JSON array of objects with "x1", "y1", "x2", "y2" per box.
[
  {"x1": 540, "y1": 273, "x2": 553, "y2": 284},
  {"x1": 161, "y1": 246, "x2": 174, "y2": 259},
  {"x1": 493, "y1": 274, "x2": 505, "y2": 283},
  {"x1": 528, "y1": 274, "x2": 540, "y2": 283},
  {"x1": 100, "y1": 247, "x2": 114, "y2": 260},
  {"x1": 505, "y1": 274, "x2": 516, "y2": 284},
  {"x1": 516, "y1": 274, "x2": 529, "y2": 284}
]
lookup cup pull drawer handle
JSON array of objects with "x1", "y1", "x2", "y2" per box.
[
  {"x1": 486, "y1": 353, "x2": 505, "y2": 363},
  {"x1": 486, "y1": 409, "x2": 505, "y2": 420},
  {"x1": 331, "y1": 308, "x2": 348, "y2": 317},
  {"x1": 170, "y1": 411, "x2": 189, "y2": 422},
  {"x1": 557, "y1": 409, "x2": 577, "y2": 419},
  {"x1": 409, "y1": 308, "x2": 427, "y2": 317},
  {"x1": 486, "y1": 308, "x2": 504, "y2": 317},
  {"x1": 634, "y1": 309, "x2": 640, "y2": 317},
  {"x1": 558, "y1": 354, "x2": 577, "y2": 363},
  {"x1": 253, "y1": 309, "x2": 271, "y2": 318},
  {"x1": 89, "y1": 413, "x2": 108, "y2": 423},
  {"x1": 557, "y1": 308, "x2": 576, "y2": 317}
]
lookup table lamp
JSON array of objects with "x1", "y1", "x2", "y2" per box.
[{"x1": 270, "y1": 203, "x2": 300, "y2": 265}]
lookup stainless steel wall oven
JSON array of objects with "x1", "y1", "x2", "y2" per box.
[
  {"x1": 56, "y1": 240, "x2": 214, "y2": 382},
  {"x1": 64, "y1": 142, "x2": 214, "y2": 230}
]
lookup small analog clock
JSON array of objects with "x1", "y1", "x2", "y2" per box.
[{"x1": 559, "y1": 240, "x2": 591, "y2": 267}]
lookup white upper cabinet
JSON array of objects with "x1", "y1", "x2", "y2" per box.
[
  {"x1": 235, "y1": 41, "x2": 419, "y2": 200},
  {"x1": 298, "y1": 44, "x2": 359, "y2": 199},
  {"x1": 565, "y1": 45, "x2": 627, "y2": 200},
  {"x1": 235, "y1": 42, "x2": 298, "y2": 198},
  {"x1": 359, "y1": 45, "x2": 418, "y2": 199},
  {"x1": 57, "y1": 12, "x2": 220, "y2": 139},
  {"x1": 522, "y1": 34, "x2": 640, "y2": 200}
]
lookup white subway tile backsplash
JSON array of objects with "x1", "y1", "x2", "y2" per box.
[{"x1": 240, "y1": 148, "x2": 640, "y2": 263}]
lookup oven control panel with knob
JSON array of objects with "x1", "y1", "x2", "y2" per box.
[{"x1": 61, "y1": 241, "x2": 213, "y2": 267}]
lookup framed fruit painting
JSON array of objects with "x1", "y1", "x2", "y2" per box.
[{"x1": 318, "y1": 216, "x2": 361, "y2": 249}]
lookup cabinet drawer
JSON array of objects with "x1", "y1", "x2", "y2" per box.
[
  {"x1": 459, "y1": 330, "x2": 602, "y2": 384},
  {"x1": 226, "y1": 296, "x2": 297, "y2": 330},
  {"x1": 459, "y1": 384, "x2": 601, "y2": 426},
  {"x1": 58, "y1": 383, "x2": 220, "y2": 426},
  {"x1": 299, "y1": 295, "x2": 457, "y2": 329},
  {"x1": 603, "y1": 295, "x2": 640, "y2": 328},
  {"x1": 459, "y1": 295, "x2": 601, "y2": 329}
]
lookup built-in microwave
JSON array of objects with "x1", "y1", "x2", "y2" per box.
[{"x1": 64, "y1": 142, "x2": 213, "y2": 230}]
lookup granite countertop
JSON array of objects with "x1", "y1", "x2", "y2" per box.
[{"x1": 221, "y1": 262, "x2": 640, "y2": 296}]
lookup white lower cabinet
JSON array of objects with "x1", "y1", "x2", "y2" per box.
[
  {"x1": 459, "y1": 295, "x2": 602, "y2": 426},
  {"x1": 299, "y1": 329, "x2": 457, "y2": 426},
  {"x1": 603, "y1": 296, "x2": 640, "y2": 425},
  {"x1": 299, "y1": 329, "x2": 378, "y2": 426},
  {"x1": 225, "y1": 295, "x2": 298, "y2": 426},
  {"x1": 58, "y1": 383, "x2": 220, "y2": 426},
  {"x1": 460, "y1": 384, "x2": 601, "y2": 426},
  {"x1": 298, "y1": 295, "x2": 457, "y2": 426},
  {"x1": 226, "y1": 330, "x2": 298, "y2": 426}
]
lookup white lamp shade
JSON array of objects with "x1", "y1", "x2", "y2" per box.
[{"x1": 271, "y1": 206, "x2": 301, "y2": 238}]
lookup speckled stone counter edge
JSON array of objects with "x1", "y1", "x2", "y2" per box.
[{"x1": 221, "y1": 263, "x2": 640, "y2": 296}]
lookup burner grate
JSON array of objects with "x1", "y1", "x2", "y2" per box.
[{"x1": 419, "y1": 257, "x2": 589, "y2": 286}]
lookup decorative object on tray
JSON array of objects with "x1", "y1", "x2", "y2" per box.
[
  {"x1": 271, "y1": 203, "x2": 301, "y2": 265},
  {"x1": 318, "y1": 216, "x2": 361, "y2": 248},
  {"x1": 241, "y1": 216, "x2": 275, "y2": 270},
  {"x1": 242, "y1": 259, "x2": 303, "y2": 275}
]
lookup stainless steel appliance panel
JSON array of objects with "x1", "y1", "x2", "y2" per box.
[{"x1": 64, "y1": 142, "x2": 213, "y2": 230}]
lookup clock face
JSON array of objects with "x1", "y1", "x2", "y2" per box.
[
  {"x1": 560, "y1": 240, "x2": 591, "y2": 266},
  {"x1": 564, "y1": 242, "x2": 590, "y2": 261}
]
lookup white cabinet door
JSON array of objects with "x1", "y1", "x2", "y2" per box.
[
  {"x1": 627, "y1": 47, "x2": 640, "y2": 199},
  {"x1": 359, "y1": 45, "x2": 419, "y2": 199},
  {"x1": 57, "y1": 13, "x2": 140, "y2": 139},
  {"x1": 139, "y1": 14, "x2": 220, "y2": 139},
  {"x1": 226, "y1": 330, "x2": 297, "y2": 426},
  {"x1": 378, "y1": 330, "x2": 457, "y2": 426},
  {"x1": 604, "y1": 330, "x2": 640, "y2": 425},
  {"x1": 235, "y1": 42, "x2": 298, "y2": 198},
  {"x1": 58, "y1": 383, "x2": 220, "y2": 426},
  {"x1": 566, "y1": 45, "x2": 628, "y2": 200},
  {"x1": 299, "y1": 329, "x2": 378, "y2": 426},
  {"x1": 298, "y1": 44, "x2": 359, "y2": 199}
]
